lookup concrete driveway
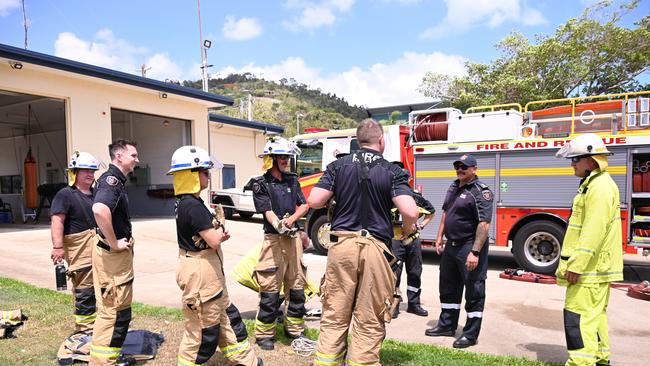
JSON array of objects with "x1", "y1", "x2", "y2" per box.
[{"x1": 1, "y1": 217, "x2": 648, "y2": 365}]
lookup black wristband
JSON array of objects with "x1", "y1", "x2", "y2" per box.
[{"x1": 471, "y1": 249, "x2": 480, "y2": 257}]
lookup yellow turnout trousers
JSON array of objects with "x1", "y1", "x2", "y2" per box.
[
  {"x1": 314, "y1": 231, "x2": 396, "y2": 366},
  {"x1": 564, "y1": 283, "x2": 611, "y2": 366},
  {"x1": 89, "y1": 237, "x2": 134, "y2": 366},
  {"x1": 177, "y1": 249, "x2": 257, "y2": 366},
  {"x1": 63, "y1": 228, "x2": 97, "y2": 332},
  {"x1": 254, "y1": 234, "x2": 306, "y2": 339}
]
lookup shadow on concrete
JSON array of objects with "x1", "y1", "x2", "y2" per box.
[{"x1": 519, "y1": 343, "x2": 567, "y2": 364}]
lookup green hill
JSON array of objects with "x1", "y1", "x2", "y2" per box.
[{"x1": 183, "y1": 73, "x2": 367, "y2": 136}]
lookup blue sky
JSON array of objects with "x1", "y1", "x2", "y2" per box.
[{"x1": 1, "y1": 0, "x2": 647, "y2": 106}]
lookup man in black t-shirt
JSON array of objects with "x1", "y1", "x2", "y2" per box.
[
  {"x1": 308, "y1": 119, "x2": 418, "y2": 366},
  {"x1": 50, "y1": 151, "x2": 100, "y2": 335},
  {"x1": 169, "y1": 145, "x2": 261, "y2": 366},
  {"x1": 249, "y1": 136, "x2": 308, "y2": 350},
  {"x1": 89, "y1": 139, "x2": 139, "y2": 366}
]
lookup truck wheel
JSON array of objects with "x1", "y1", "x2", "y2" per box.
[
  {"x1": 238, "y1": 211, "x2": 254, "y2": 219},
  {"x1": 309, "y1": 215, "x2": 331, "y2": 255},
  {"x1": 513, "y1": 221, "x2": 564, "y2": 275}
]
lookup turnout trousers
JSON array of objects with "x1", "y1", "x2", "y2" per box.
[
  {"x1": 254, "y1": 234, "x2": 306, "y2": 339},
  {"x1": 63, "y1": 229, "x2": 97, "y2": 332},
  {"x1": 436, "y1": 241, "x2": 488, "y2": 341},
  {"x1": 314, "y1": 231, "x2": 396, "y2": 366},
  {"x1": 563, "y1": 282, "x2": 611, "y2": 366},
  {"x1": 177, "y1": 249, "x2": 257, "y2": 366},
  {"x1": 89, "y1": 237, "x2": 134, "y2": 366},
  {"x1": 391, "y1": 237, "x2": 423, "y2": 306}
]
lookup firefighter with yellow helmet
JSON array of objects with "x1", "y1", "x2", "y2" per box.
[
  {"x1": 50, "y1": 151, "x2": 101, "y2": 333},
  {"x1": 556, "y1": 133, "x2": 623, "y2": 366},
  {"x1": 169, "y1": 146, "x2": 262, "y2": 366},
  {"x1": 248, "y1": 136, "x2": 309, "y2": 350}
]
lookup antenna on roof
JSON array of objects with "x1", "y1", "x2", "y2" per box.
[{"x1": 22, "y1": 0, "x2": 29, "y2": 49}]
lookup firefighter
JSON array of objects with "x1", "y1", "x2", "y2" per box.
[
  {"x1": 390, "y1": 164, "x2": 435, "y2": 318},
  {"x1": 89, "y1": 139, "x2": 139, "y2": 365},
  {"x1": 555, "y1": 133, "x2": 623, "y2": 366},
  {"x1": 249, "y1": 136, "x2": 309, "y2": 350},
  {"x1": 425, "y1": 153, "x2": 493, "y2": 349},
  {"x1": 308, "y1": 119, "x2": 418, "y2": 366},
  {"x1": 169, "y1": 146, "x2": 261, "y2": 366},
  {"x1": 50, "y1": 151, "x2": 101, "y2": 333}
]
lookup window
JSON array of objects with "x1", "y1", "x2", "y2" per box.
[
  {"x1": 295, "y1": 142, "x2": 323, "y2": 177},
  {"x1": 0, "y1": 175, "x2": 22, "y2": 194},
  {"x1": 222, "y1": 165, "x2": 236, "y2": 189}
]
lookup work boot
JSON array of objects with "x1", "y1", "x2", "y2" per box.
[
  {"x1": 406, "y1": 304, "x2": 428, "y2": 317},
  {"x1": 256, "y1": 338, "x2": 275, "y2": 351},
  {"x1": 392, "y1": 306, "x2": 400, "y2": 319},
  {"x1": 453, "y1": 336, "x2": 477, "y2": 348},
  {"x1": 425, "y1": 326, "x2": 455, "y2": 337}
]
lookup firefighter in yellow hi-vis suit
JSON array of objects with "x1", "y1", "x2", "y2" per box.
[
  {"x1": 169, "y1": 146, "x2": 262, "y2": 366},
  {"x1": 50, "y1": 151, "x2": 101, "y2": 333},
  {"x1": 556, "y1": 133, "x2": 623, "y2": 366},
  {"x1": 308, "y1": 119, "x2": 418, "y2": 366},
  {"x1": 90, "y1": 139, "x2": 139, "y2": 366},
  {"x1": 248, "y1": 137, "x2": 309, "y2": 351}
]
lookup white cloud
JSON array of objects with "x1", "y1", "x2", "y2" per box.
[
  {"x1": 420, "y1": 0, "x2": 546, "y2": 39},
  {"x1": 0, "y1": 0, "x2": 20, "y2": 16},
  {"x1": 215, "y1": 51, "x2": 467, "y2": 107},
  {"x1": 222, "y1": 16, "x2": 263, "y2": 41},
  {"x1": 145, "y1": 53, "x2": 185, "y2": 81},
  {"x1": 284, "y1": 0, "x2": 356, "y2": 31}
]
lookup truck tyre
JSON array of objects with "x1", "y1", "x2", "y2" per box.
[
  {"x1": 238, "y1": 211, "x2": 254, "y2": 219},
  {"x1": 513, "y1": 221, "x2": 564, "y2": 275},
  {"x1": 309, "y1": 215, "x2": 331, "y2": 255}
]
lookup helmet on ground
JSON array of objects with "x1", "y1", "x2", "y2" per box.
[
  {"x1": 68, "y1": 151, "x2": 100, "y2": 170},
  {"x1": 167, "y1": 146, "x2": 222, "y2": 175},
  {"x1": 258, "y1": 136, "x2": 301, "y2": 157},
  {"x1": 556, "y1": 133, "x2": 611, "y2": 159}
]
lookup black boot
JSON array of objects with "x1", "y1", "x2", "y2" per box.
[
  {"x1": 256, "y1": 338, "x2": 275, "y2": 351},
  {"x1": 406, "y1": 304, "x2": 428, "y2": 317}
]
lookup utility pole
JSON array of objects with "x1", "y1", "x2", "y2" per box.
[
  {"x1": 22, "y1": 0, "x2": 29, "y2": 49},
  {"x1": 296, "y1": 113, "x2": 303, "y2": 135},
  {"x1": 197, "y1": 0, "x2": 212, "y2": 92},
  {"x1": 247, "y1": 92, "x2": 253, "y2": 121}
]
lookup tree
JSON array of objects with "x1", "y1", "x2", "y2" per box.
[{"x1": 418, "y1": 0, "x2": 650, "y2": 111}]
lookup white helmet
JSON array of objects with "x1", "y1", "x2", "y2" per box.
[
  {"x1": 259, "y1": 136, "x2": 301, "y2": 157},
  {"x1": 167, "y1": 145, "x2": 223, "y2": 174},
  {"x1": 68, "y1": 151, "x2": 100, "y2": 170},
  {"x1": 556, "y1": 133, "x2": 611, "y2": 159}
]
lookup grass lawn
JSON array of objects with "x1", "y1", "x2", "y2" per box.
[{"x1": 0, "y1": 277, "x2": 556, "y2": 365}]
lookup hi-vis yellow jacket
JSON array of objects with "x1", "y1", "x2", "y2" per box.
[{"x1": 556, "y1": 168, "x2": 624, "y2": 286}]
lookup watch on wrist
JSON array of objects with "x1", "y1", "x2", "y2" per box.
[{"x1": 471, "y1": 249, "x2": 480, "y2": 257}]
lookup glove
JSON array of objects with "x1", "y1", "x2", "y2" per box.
[
  {"x1": 272, "y1": 218, "x2": 290, "y2": 235},
  {"x1": 402, "y1": 230, "x2": 420, "y2": 246}
]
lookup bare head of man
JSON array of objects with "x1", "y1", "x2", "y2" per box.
[{"x1": 356, "y1": 118, "x2": 385, "y2": 152}]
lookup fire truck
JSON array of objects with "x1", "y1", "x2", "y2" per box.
[{"x1": 293, "y1": 91, "x2": 650, "y2": 274}]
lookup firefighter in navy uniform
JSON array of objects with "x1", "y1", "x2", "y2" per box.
[
  {"x1": 249, "y1": 136, "x2": 309, "y2": 351},
  {"x1": 90, "y1": 139, "x2": 139, "y2": 366},
  {"x1": 50, "y1": 151, "x2": 101, "y2": 333},
  {"x1": 390, "y1": 164, "x2": 435, "y2": 318},
  {"x1": 169, "y1": 146, "x2": 261, "y2": 366},
  {"x1": 425, "y1": 153, "x2": 493, "y2": 349},
  {"x1": 308, "y1": 119, "x2": 418, "y2": 366}
]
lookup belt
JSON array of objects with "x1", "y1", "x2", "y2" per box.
[
  {"x1": 95, "y1": 229, "x2": 132, "y2": 251},
  {"x1": 330, "y1": 229, "x2": 370, "y2": 243},
  {"x1": 447, "y1": 239, "x2": 474, "y2": 247}
]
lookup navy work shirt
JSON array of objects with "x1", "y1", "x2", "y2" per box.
[
  {"x1": 442, "y1": 176, "x2": 493, "y2": 242},
  {"x1": 94, "y1": 164, "x2": 132, "y2": 240},
  {"x1": 315, "y1": 148, "x2": 411, "y2": 244},
  {"x1": 175, "y1": 194, "x2": 214, "y2": 252},
  {"x1": 50, "y1": 186, "x2": 96, "y2": 235},
  {"x1": 250, "y1": 171, "x2": 306, "y2": 234}
]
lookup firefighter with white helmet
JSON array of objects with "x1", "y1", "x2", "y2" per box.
[
  {"x1": 248, "y1": 136, "x2": 309, "y2": 350},
  {"x1": 556, "y1": 133, "x2": 622, "y2": 366},
  {"x1": 50, "y1": 151, "x2": 101, "y2": 363},
  {"x1": 169, "y1": 145, "x2": 261, "y2": 366}
]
